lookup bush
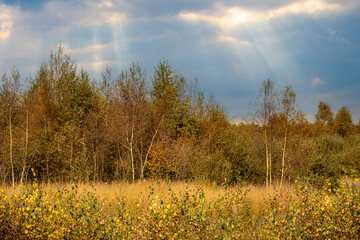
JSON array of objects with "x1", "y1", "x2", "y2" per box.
[
  {"x1": 306, "y1": 135, "x2": 344, "y2": 187},
  {"x1": 338, "y1": 135, "x2": 360, "y2": 177}
]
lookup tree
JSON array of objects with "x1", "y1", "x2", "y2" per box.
[
  {"x1": 0, "y1": 67, "x2": 22, "y2": 187},
  {"x1": 92, "y1": 66, "x2": 115, "y2": 181},
  {"x1": 26, "y1": 45, "x2": 99, "y2": 182},
  {"x1": 315, "y1": 101, "x2": 333, "y2": 124},
  {"x1": 111, "y1": 63, "x2": 163, "y2": 182},
  {"x1": 25, "y1": 63, "x2": 58, "y2": 182},
  {"x1": 255, "y1": 79, "x2": 277, "y2": 187},
  {"x1": 333, "y1": 106, "x2": 353, "y2": 137},
  {"x1": 278, "y1": 86, "x2": 296, "y2": 188},
  {"x1": 314, "y1": 101, "x2": 334, "y2": 135},
  {"x1": 151, "y1": 60, "x2": 189, "y2": 138}
]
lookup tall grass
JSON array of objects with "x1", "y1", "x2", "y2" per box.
[{"x1": 0, "y1": 180, "x2": 359, "y2": 239}]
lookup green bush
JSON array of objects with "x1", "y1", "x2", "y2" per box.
[{"x1": 306, "y1": 135, "x2": 344, "y2": 187}]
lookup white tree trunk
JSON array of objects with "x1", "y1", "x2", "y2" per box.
[{"x1": 9, "y1": 108, "x2": 15, "y2": 188}]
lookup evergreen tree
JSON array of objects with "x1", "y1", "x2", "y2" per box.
[{"x1": 151, "y1": 60, "x2": 190, "y2": 138}]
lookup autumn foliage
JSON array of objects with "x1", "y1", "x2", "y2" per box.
[{"x1": 0, "y1": 45, "x2": 359, "y2": 186}]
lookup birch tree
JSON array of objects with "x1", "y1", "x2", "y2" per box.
[
  {"x1": 0, "y1": 68, "x2": 22, "y2": 186},
  {"x1": 279, "y1": 86, "x2": 296, "y2": 188},
  {"x1": 255, "y1": 79, "x2": 277, "y2": 187},
  {"x1": 113, "y1": 63, "x2": 162, "y2": 182}
]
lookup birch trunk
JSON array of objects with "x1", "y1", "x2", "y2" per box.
[
  {"x1": 20, "y1": 111, "x2": 29, "y2": 184},
  {"x1": 280, "y1": 127, "x2": 288, "y2": 189},
  {"x1": 130, "y1": 121, "x2": 135, "y2": 183},
  {"x1": 9, "y1": 108, "x2": 14, "y2": 188},
  {"x1": 265, "y1": 128, "x2": 269, "y2": 188}
]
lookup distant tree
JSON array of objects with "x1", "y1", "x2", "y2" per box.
[
  {"x1": 278, "y1": 85, "x2": 296, "y2": 188},
  {"x1": 333, "y1": 106, "x2": 353, "y2": 137},
  {"x1": 315, "y1": 101, "x2": 333, "y2": 124},
  {"x1": 203, "y1": 94, "x2": 228, "y2": 154},
  {"x1": 314, "y1": 101, "x2": 334, "y2": 135},
  {"x1": 255, "y1": 79, "x2": 277, "y2": 187}
]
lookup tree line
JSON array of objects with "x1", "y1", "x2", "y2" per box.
[{"x1": 1, "y1": 45, "x2": 359, "y2": 186}]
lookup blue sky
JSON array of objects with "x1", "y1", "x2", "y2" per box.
[{"x1": 1, "y1": 0, "x2": 359, "y2": 122}]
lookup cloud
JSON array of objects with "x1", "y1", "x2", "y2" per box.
[
  {"x1": 99, "y1": 1, "x2": 114, "y2": 8},
  {"x1": 179, "y1": 0, "x2": 347, "y2": 30},
  {"x1": 267, "y1": 0, "x2": 343, "y2": 18},
  {"x1": 311, "y1": 77, "x2": 325, "y2": 86},
  {"x1": 0, "y1": 0, "x2": 129, "y2": 70},
  {"x1": 0, "y1": 0, "x2": 359, "y2": 123},
  {"x1": 178, "y1": 5, "x2": 261, "y2": 30},
  {"x1": 177, "y1": 0, "x2": 349, "y2": 56},
  {"x1": 217, "y1": 33, "x2": 252, "y2": 46},
  {"x1": 38, "y1": 0, "x2": 127, "y2": 29},
  {"x1": 0, "y1": 4, "x2": 18, "y2": 40},
  {"x1": 68, "y1": 43, "x2": 108, "y2": 54}
]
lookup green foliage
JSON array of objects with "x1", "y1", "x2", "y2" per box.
[
  {"x1": 307, "y1": 135, "x2": 344, "y2": 187},
  {"x1": 151, "y1": 60, "x2": 190, "y2": 138}
]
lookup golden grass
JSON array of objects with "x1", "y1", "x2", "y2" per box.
[
  {"x1": 0, "y1": 180, "x2": 293, "y2": 215},
  {"x1": 1, "y1": 180, "x2": 359, "y2": 239}
]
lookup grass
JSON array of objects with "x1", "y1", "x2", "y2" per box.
[
  {"x1": 0, "y1": 179, "x2": 359, "y2": 239},
  {"x1": 1, "y1": 180, "x2": 293, "y2": 215}
]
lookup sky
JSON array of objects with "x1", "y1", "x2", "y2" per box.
[{"x1": 1, "y1": 0, "x2": 360, "y2": 123}]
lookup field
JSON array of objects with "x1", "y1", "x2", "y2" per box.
[{"x1": 1, "y1": 180, "x2": 359, "y2": 239}]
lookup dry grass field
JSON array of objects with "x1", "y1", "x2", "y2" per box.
[{"x1": 0, "y1": 179, "x2": 359, "y2": 239}]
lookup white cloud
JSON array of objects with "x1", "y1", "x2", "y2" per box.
[
  {"x1": 0, "y1": 4, "x2": 18, "y2": 40},
  {"x1": 179, "y1": 5, "x2": 261, "y2": 30},
  {"x1": 81, "y1": 60, "x2": 116, "y2": 72},
  {"x1": 217, "y1": 33, "x2": 252, "y2": 46},
  {"x1": 311, "y1": 77, "x2": 325, "y2": 86},
  {"x1": 267, "y1": 0, "x2": 343, "y2": 19},
  {"x1": 0, "y1": 0, "x2": 130, "y2": 76},
  {"x1": 68, "y1": 44, "x2": 108, "y2": 54},
  {"x1": 178, "y1": 0, "x2": 347, "y2": 54},
  {"x1": 179, "y1": 0, "x2": 346, "y2": 30}
]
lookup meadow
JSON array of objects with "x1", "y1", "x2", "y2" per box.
[{"x1": 1, "y1": 179, "x2": 359, "y2": 239}]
